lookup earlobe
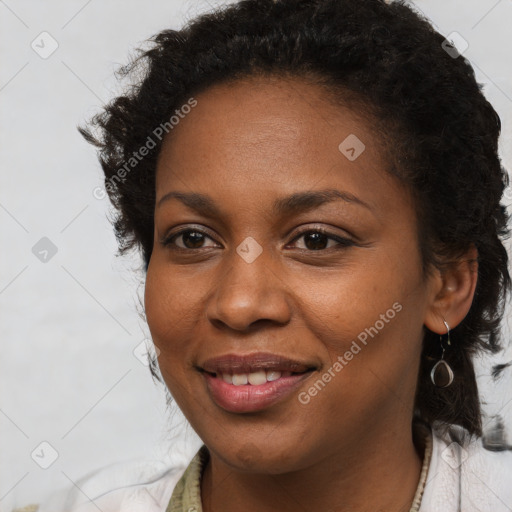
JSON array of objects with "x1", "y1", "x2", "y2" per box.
[{"x1": 424, "y1": 244, "x2": 478, "y2": 334}]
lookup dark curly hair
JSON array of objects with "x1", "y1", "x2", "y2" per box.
[{"x1": 79, "y1": 0, "x2": 511, "y2": 439}]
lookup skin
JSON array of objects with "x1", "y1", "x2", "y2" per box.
[{"x1": 144, "y1": 75, "x2": 478, "y2": 512}]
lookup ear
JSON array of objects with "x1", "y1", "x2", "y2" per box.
[{"x1": 423, "y1": 244, "x2": 478, "y2": 334}]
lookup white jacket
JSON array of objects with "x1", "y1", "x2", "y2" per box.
[{"x1": 420, "y1": 422, "x2": 512, "y2": 511}]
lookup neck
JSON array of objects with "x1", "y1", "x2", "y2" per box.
[{"x1": 201, "y1": 420, "x2": 425, "y2": 512}]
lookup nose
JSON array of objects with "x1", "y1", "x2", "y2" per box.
[{"x1": 206, "y1": 241, "x2": 292, "y2": 332}]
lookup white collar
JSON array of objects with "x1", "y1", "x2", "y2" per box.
[
  {"x1": 34, "y1": 422, "x2": 512, "y2": 512},
  {"x1": 420, "y1": 421, "x2": 512, "y2": 511}
]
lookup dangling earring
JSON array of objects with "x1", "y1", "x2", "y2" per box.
[{"x1": 430, "y1": 320, "x2": 454, "y2": 388}]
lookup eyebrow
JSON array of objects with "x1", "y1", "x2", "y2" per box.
[{"x1": 156, "y1": 188, "x2": 374, "y2": 217}]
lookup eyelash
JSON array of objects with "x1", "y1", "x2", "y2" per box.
[{"x1": 161, "y1": 226, "x2": 354, "y2": 252}]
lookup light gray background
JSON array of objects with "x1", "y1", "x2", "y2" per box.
[{"x1": 1, "y1": 0, "x2": 511, "y2": 509}]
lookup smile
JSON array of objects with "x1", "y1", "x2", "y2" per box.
[{"x1": 201, "y1": 369, "x2": 315, "y2": 413}]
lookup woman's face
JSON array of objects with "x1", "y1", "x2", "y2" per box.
[{"x1": 145, "y1": 76, "x2": 437, "y2": 473}]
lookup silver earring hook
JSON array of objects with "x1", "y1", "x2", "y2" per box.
[
  {"x1": 431, "y1": 318, "x2": 454, "y2": 387},
  {"x1": 440, "y1": 320, "x2": 451, "y2": 357}
]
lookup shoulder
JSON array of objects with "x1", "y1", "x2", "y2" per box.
[
  {"x1": 13, "y1": 458, "x2": 188, "y2": 512},
  {"x1": 421, "y1": 421, "x2": 512, "y2": 512}
]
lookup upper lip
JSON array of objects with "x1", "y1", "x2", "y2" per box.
[{"x1": 200, "y1": 352, "x2": 317, "y2": 374}]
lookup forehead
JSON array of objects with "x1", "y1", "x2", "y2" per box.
[
  {"x1": 160, "y1": 76, "x2": 378, "y2": 156},
  {"x1": 155, "y1": 75, "x2": 407, "y2": 216}
]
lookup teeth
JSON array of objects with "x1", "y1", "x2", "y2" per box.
[
  {"x1": 266, "y1": 370, "x2": 282, "y2": 381},
  {"x1": 232, "y1": 374, "x2": 248, "y2": 386},
  {"x1": 248, "y1": 370, "x2": 267, "y2": 385},
  {"x1": 218, "y1": 370, "x2": 295, "y2": 385},
  {"x1": 222, "y1": 373, "x2": 233, "y2": 384}
]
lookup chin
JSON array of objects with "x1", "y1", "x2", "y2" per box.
[{"x1": 207, "y1": 435, "x2": 316, "y2": 474}]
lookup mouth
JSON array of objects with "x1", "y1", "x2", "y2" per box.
[
  {"x1": 203, "y1": 368, "x2": 311, "y2": 385},
  {"x1": 198, "y1": 352, "x2": 317, "y2": 413},
  {"x1": 200, "y1": 352, "x2": 317, "y2": 375}
]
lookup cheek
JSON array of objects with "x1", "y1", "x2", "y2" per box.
[
  {"x1": 144, "y1": 262, "x2": 200, "y2": 401},
  {"x1": 144, "y1": 268, "x2": 171, "y2": 340},
  {"x1": 295, "y1": 260, "x2": 405, "y2": 345},
  {"x1": 144, "y1": 260, "x2": 195, "y2": 354},
  {"x1": 296, "y1": 249, "x2": 425, "y2": 382}
]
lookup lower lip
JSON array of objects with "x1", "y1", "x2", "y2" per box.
[{"x1": 202, "y1": 371, "x2": 313, "y2": 413}]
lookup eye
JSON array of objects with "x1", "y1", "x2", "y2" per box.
[
  {"x1": 161, "y1": 226, "x2": 354, "y2": 252},
  {"x1": 288, "y1": 228, "x2": 354, "y2": 251},
  {"x1": 161, "y1": 228, "x2": 219, "y2": 250}
]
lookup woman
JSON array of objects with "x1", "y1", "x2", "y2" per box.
[{"x1": 16, "y1": 0, "x2": 512, "y2": 510}]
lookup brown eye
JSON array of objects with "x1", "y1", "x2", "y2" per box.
[
  {"x1": 290, "y1": 229, "x2": 354, "y2": 251},
  {"x1": 162, "y1": 229, "x2": 218, "y2": 250}
]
